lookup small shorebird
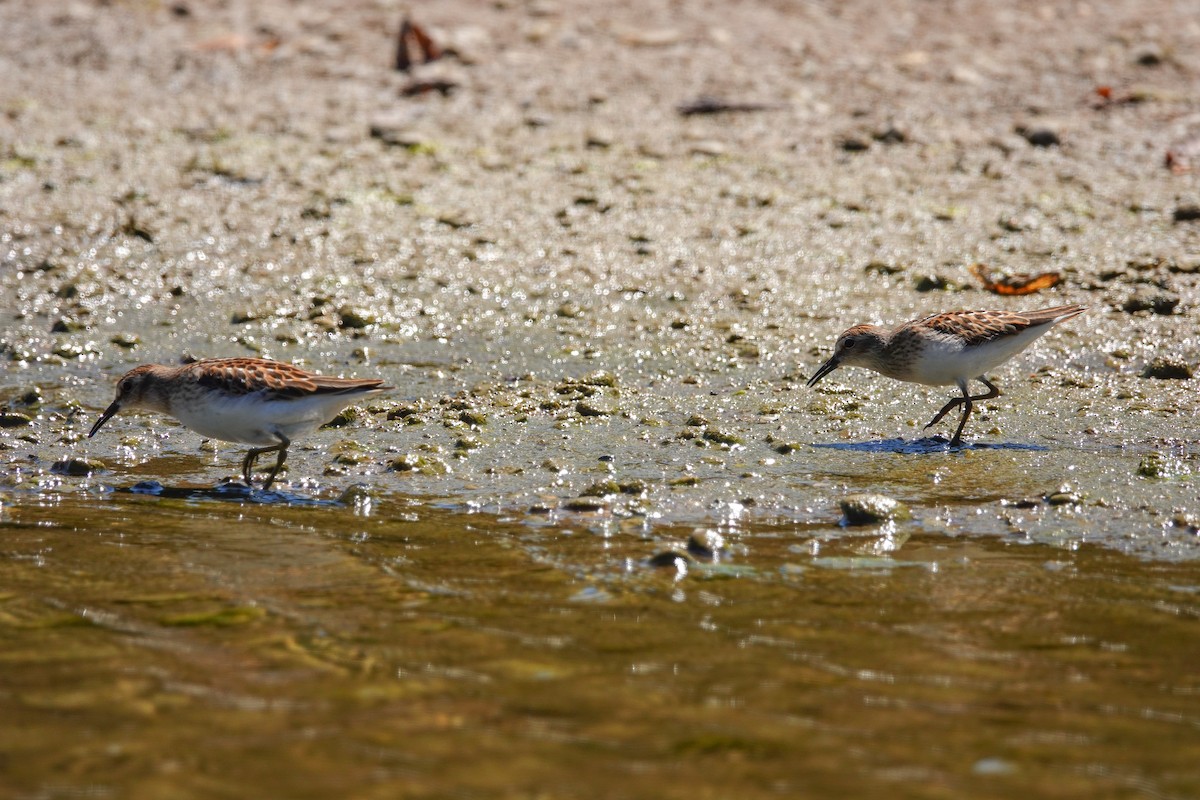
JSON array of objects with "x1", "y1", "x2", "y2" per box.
[
  {"x1": 89, "y1": 357, "x2": 392, "y2": 489},
  {"x1": 806, "y1": 304, "x2": 1086, "y2": 446}
]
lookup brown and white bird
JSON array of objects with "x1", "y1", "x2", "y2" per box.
[
  {"x1": 807, "y1": 304, "x2": 1086, "y2": 446},
  {"x1": 89, "y1": 357, "x2": 392, "y2": 489}
]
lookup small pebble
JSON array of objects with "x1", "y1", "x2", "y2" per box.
[
  {"x1": 337, "y1": 484, "x2": 373, "y2": 507},
  {"x1": 585, "y1": 129, "x2": 613, "y2": 149},
  {"x1": 1122, "y1": 288, "x2": 1179, "y2": 315},
  {"x1": 454, "y1": 435, "x2": 481, "y2": 451},
  {"x1": 1045, "y1": 489, "x2": 1083, "y2": 506},
  {"x1": 702, "y1": 428, "x2": 742, "y2": 446},
  {"x1": 687, "y1": 530, "x2": 725, "y2": 560},
  {"x1": 581, "y1": 371, "x2": 617, "y2": 387},
  {"x1": 688, "y1": 139, "x2": 726, "y2": 157},
  {"x1": 839, "y1": 494, "x2": 908, "y2": 525},
  {"x1": 387, "y1": 404, "x2": 422, "y2": 420},
  {"x1": 576, "y1": 401, "x2": 612, "y2": 417},
  {"x1": 51, "y1": 317, "x2": 86, "y2": 333},
  {"x1": 580, "y1": 480, "x2": 620, "y2": 497},
  {"x1": 864, "y1": 260, "x2": 904, "y2": 275},
  {"x1": 16, "y1": 388, "x2": 42, "y2": 407},
  {"x1": 1134, "y1": 46, "x2": 1164, "y2": 67},
  {"x1": 458, "y1": 410, "x2": 487, "y2": 426},
  {"x1": 1140, "y1": 356, "x2": 1193, "y2": 380},
  {"x1": 647, "y1": 550, "x2": 691, "y2": 568},
  {"x1": 972, "y1": 758, "x2": 1016, "y2": 776},
  {"x1": 913, "y1": 273, "x2": 955, "y2": 292},
  {"x1": 1018, "y1": 127, "x2": 1060, "y2": 147},
  {"x1": 1173, "y1": 205, "x2": 1200, "y2": 223},
  {"x1": 561, "y1": 498, "x2": 608, "y2": 513},
  {"x1": 51, "y1": 457, "x2": 104, "y2": 476},
  {"x1": 390, "y1": 454, "x2": 449, "y2": 475},
  {"x1": 873, "y1": 125, "x2": 907, "y2": 145},
  {"x1": 1169, "y1": 513, "x2": 1199, "y2": 534},
  {"x1": 323, "y1": 407, "x2": 361, "y2": 427},
  {"x1": 368, "y1": 123, "x2": 429, "y2": 149},
  {"x1": 338, "y1": 307, "x2": 375, "y2": 329}
]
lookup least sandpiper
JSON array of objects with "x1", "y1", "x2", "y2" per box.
[
  {"x1": 807, "y1": 304, "x2": 1086, "y2": 446},
  {"x1": 89, "y1": 357, "x2": 392, "y2": 489}
]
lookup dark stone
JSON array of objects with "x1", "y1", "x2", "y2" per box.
[
  {"x1": 1140, "y1": 356, "x2": 1194, "y2": 380},
  {"x1": 1020, "y1": 127, "x2": 1060, "y2": 147},
  {"x1": 1122, "y1": 289, "x2": 1179, "y2": 315},
  {"x1": 647, "y1": 551, "x2": 691, "y2": 568}
]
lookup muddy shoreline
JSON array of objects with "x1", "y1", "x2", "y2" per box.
[{"x1": 2, "y1": 0, "x2": 1198, "y2": 558}]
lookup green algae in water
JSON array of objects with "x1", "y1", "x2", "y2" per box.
[
  {"x1": 160, "y1": 607, "x2": 266, "y2": 627},
  {"x1": 1137, "y1": 452, "x2": 1192, "y2": 479}
]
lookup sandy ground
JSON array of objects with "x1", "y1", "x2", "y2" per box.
[{"x1": 1, "y1": 0, "x2": 1199, "y2": 555}]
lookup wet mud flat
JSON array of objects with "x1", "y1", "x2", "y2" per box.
[
  {"x1": 1, "y1": 0, "x2": 1197, "y2": 553},
  {"x1": 2, "y1": 0, "x2": 1200, "y2": 796}
]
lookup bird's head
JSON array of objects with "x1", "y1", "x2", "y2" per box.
[
  {"x1": 806, "y1": 325, "x2": 887, "y2": 386},
  {"x1": 88, "y1": 364, "x2": 161, "y2": 438}
]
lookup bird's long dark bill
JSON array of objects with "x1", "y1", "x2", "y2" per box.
[
  {"x1": 806, "y1": 357, "x2": 840, "y2": 387},
  {"x1": 88, "y1": 402, "x2": 121, "y2": 438}
]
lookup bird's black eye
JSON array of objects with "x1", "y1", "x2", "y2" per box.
[{"x1": 843, "y1": 338, "x2": 856, "y2": 349}]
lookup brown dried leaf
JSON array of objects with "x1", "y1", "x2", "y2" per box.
[
  {"x1": 396, "y1": 17, "x2": 443, "y2": 71},
  {"x1": 969, "y1": 263, "x2": 1063, "y2": 296}
]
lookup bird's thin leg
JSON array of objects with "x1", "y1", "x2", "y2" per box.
[
  {"x1": 241, "y1": 438, "x2": 287, "y2": 488},
  {"x1": 949, "y1": 395, "x2": 972, "y2": 447},
  {"x1": 949, "y1": 377, "x2": 1001, "y2": 447},
  {"x1": 242, "y1": 448, "x2": 264, "y2": 485},
  {"x1": 970, "y1": 377, "x2": 1001, "y2": 403},
  {"x1": 924, "y1": 396, "x2": 964, "y2": 430},
  {"x1": 260, "y1": 433, "x2": 291, "y2": 490}
]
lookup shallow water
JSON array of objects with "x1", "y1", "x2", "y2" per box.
[{"x1": 2, "y1": 489, "x2": 1199, "y2": 799}]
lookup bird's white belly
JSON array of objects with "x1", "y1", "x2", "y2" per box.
[
  {"x1": 171, "y1": 393, "x2": 330, "y2": 445},
  {"x1": 897, "y1": 327, "x2": 1049, "y2": 386}
]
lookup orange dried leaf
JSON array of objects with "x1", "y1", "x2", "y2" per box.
[
  {"x1": 969, "y1": 263, "x2": 1063, "y2": 295},
  {"x1": 193, "y1": 32, "x2": 280, "y2": 54},
  {"x1": 193, "y1": 33, "x2": 250, "y2": 52}
]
